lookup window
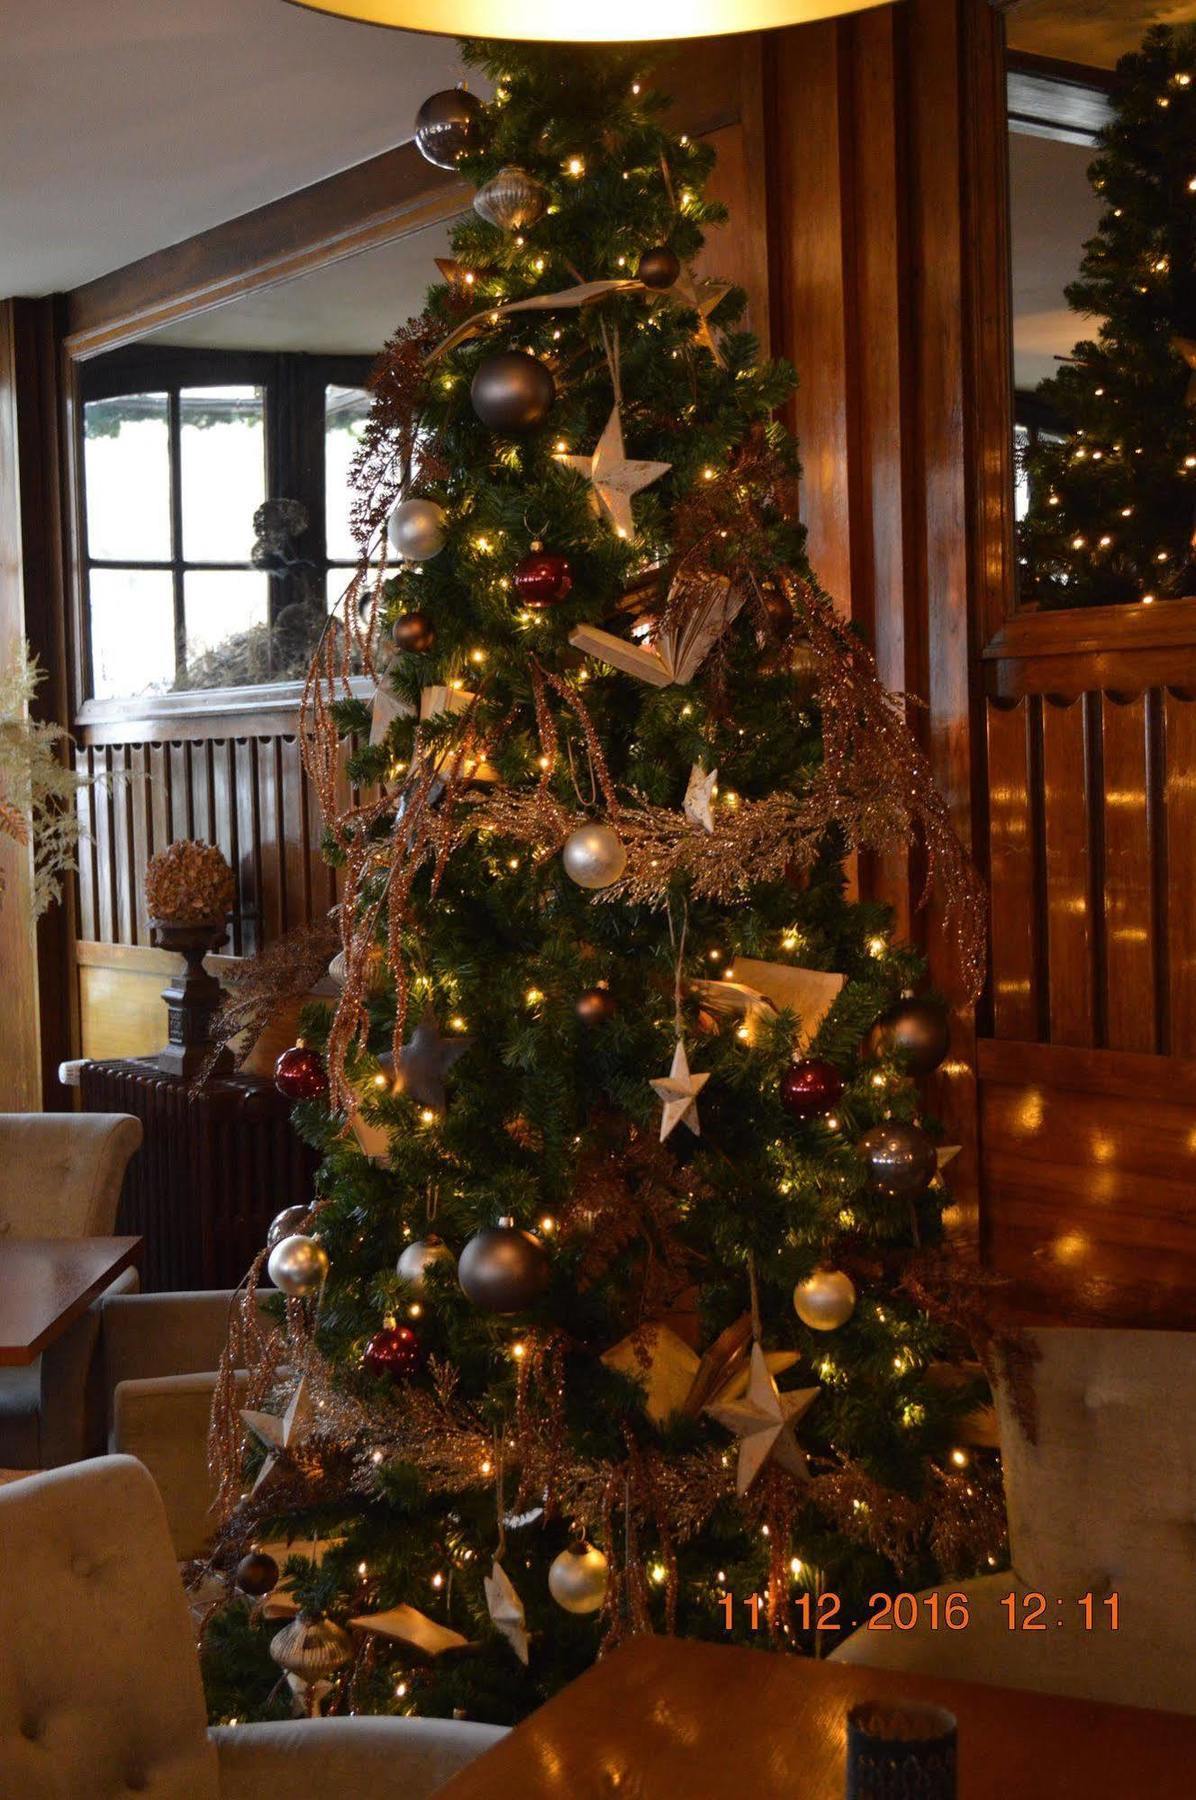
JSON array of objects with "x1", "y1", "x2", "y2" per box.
[{"x1": 79, "y1": 348, "x2": 373, "y2": 704}]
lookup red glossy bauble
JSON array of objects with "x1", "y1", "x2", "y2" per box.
[
  {"x1": 514, "y1": 550, "x2": 573, "y2": 609},
  {"x1": 779, "y1": 1057, "x2": 844, "y2": 1120},
  {"x1": 363, "y1": 1323, "x2": 423, "y2": 1382},
  {"x1": 274, "y1": 1045, "x2": 328, "y2": 1101}
]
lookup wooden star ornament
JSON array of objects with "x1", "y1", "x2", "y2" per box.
[
  {"x1": 705, "y1": 1343, "x2": 820, "y2": 1494},
  {"x1": 556, "y1": 405, "x2": 670, "y2": 542},
  {"x1": 661, "y1": 268, "x2": 732, "y2": 367},
  {"x1": 650, "y1": 1038, "x2": 710, "y2": 1141},
  {"x1": 378, "y1": 1005, "x2": 471, "y2": 1114},
  {"x1": 484, "y1": 1560, "x2": 529, "y2": 1664}
]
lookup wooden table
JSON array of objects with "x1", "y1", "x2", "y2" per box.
[
  {"x1": 0, "y1": 1237, "x2": 141, "y2": 1365},
  {"x1": 439, "y1": 1637, "x2": 1196, "y2": 1798}
]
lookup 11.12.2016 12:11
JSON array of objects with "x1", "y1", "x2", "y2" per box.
[{"x1": 719, "y1": 1591, "x2": 1121, "y2": 1633}]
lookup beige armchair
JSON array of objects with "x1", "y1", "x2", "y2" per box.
[
  {"x1": 0, "y1": 1112, "x2": 143, "y2": 1469},
  {"x1": 99, "y1": 1288, "x2": 259, "y2": 1559},
  {"x1": 832, "y1": 1326, "x2": 1196, "y2": 1716},
  {"x1": 0, "y1": 1455, "x2": 505, "y2": 1800}
]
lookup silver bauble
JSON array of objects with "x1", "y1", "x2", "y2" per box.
[
  {"x1": 867, "y1": 995, "x2": 950, "y2": 1077},
  {"x1": 396, "y1": 1234, "x2": 457, "y2": 1287},
  {"x1": 858, "y1": 1122, "x2": 937, "y2": 1200},
  {"x1": 562, "y1": 823, "x2": 627, "y2": 891},
  {"x1": 267, "y1": 1205, "x2": 311, "y2": 1250},
  {"x1": 266, "y1": 1233, "x2": 330, "y2": 1296},
  {"x1": 269, "y1": 1612, "x2": 353, "y2": 1679},
  {"x1": 388, "y1": 497, "x2": 447, "y2": 562},
  {"x1": 458, "y1": 1216, "x2": 550, "y2": 1314},
  {"x1": 473, "y1": 165, "x2": 549, "y2": 232},
  {"x1": 548, "y1": 1542, "x2": 609, "y2": 1615},
  {"x1": 470, "y1": 352, "x2": 556, "y2": 435},
  {"x1": 413, "y1": 87, "x2": 483, "y2": 171},
  {"x1": 793, "y1": 1268, "x2": 857, "y2": 1332}
]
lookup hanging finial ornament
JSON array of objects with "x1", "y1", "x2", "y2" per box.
[
  {"x1": 473, "y1": 166, "x2": 549, "y2": 233},
  {"x1": 555, "y1": 405, "x2": 670, "y2": 541}
]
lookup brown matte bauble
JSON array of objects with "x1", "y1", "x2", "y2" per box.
[
  {"x1": 576, "y1": 985, "x2": 617, "y2": 1025},
  {"x1": 363, "y1": 1322, "x2": 423, "y2": 1382},
  {"x1": 514, "y1": 550, "x2": 573, "y2": 608},
  {"x1": 458, "y1": 1216, "x2": 550, "y2": 1313},
  {"x1": 392, "y1": 610, "x2": 437, "y2": 655},
  {"x1": 779, "y1": 1058, "x2": 844, "y2": 1120},
  {"x1": 636, "y1": 245, "x2": 681, "y2": 289},
  {"x1": 757, "y1": 585, "x2": 795, "y2": 639},
  {"x1": 471, "y1": 352, "x2": 556, "y2": 435},
  {"x1": 858, "y1": 1121, "x2": 937, "y2": 1199},
  {"x1": 236, "y1": 1551, "x2": 280, "y2": 1597},
  {"x1": 759, "y1": 637, "x2": 818, "y2": 701},
  {"x1": 867, "y1": 995, "x2": 950, "y2": 1077},
  {"x1": 274, "y1": 1045, "x2": 328, "y2": 1101}
]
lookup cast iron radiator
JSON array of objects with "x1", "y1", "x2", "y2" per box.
[{"x1": 78, "y1": 1059, "x2": 317, "y2": 1292}]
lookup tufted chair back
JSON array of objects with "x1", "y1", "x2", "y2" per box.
[
  {"x1": 0, "y1": 1456, "x2": 219, "y2": 1800},
  {"x1": 0, "y1": 1113, "x2": 143, "y2": 1239},
  {"x1": 999, "y1": 1326, "x2": 1196, "y2": 1636}
]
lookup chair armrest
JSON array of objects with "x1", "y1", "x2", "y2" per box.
[
  {"x1": 210, "y1": 1717, "x2": 508, "y2": 1800},
  {"x1": 114, "y1": 1370, "x2": 241, "y2": 1560}
]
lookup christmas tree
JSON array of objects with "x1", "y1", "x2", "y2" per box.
[
  {"x1": 1020, "y1": 24, "x2": 1196, "y2": 608},
  {"x1": 201, "y1": 40, "x2": 1001, "y2": 1727}
]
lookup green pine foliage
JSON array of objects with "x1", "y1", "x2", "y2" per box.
[
  {"x1": 1021, "y1": 25, "x2": 1196, "y2": 606},
  {"x1": 205, "y1": 39, "x2": 995, "y2": 1729}
]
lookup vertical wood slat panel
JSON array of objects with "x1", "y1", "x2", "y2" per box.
[
  {"x1": 75, "y1": 746, "x2": 97, "y2": 942},
  {"x1": 255, "y1": 735, "x2": 285, "y2": 943},
  {"x1": 280, "y1": 736, "x2": 309, "y2": 931},
  {"x1": 985, "y1": 697, "x2": 1037, "y2": 1040},
  {"x1": 1164, "y1": 690, "x2": 1196, "y2": 1057},
  {"x1": 169, "y1": 743, "x2": 192, "y2": 841},
  {"x1": 92, "y1": 746, "x2": 115, "y2": 943},
  {"x1": 234, "y1": 737, "x2": 263, "y2": 956},
  {"x1": 772, "y1": 21, "x2": 853, "y2": 614},
  {"x1": 110, "y1": 742, "x2": 135, "y2": 945},
  {"x1": 128, "y1": 744, "x2": 152, "y2": 945},
  {"x1": 1101, "y1": 694, "x2": 1156, "y2": 1054},
  {"x1": 210, "y1": 739, "x2": 239, "y2": 954},
  {"x1": 1041, "y1": 698, "x2": 1095, "y2": 1047}
]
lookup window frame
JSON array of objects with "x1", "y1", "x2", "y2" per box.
[{"x1": 76, "y1": 343, "x2": 373, "y2": 715}]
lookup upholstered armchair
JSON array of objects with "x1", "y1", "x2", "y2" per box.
[
  {"x1": 832, "y1": 1326, "x2": 1196, "y2": 1716},
  {"x1": 0, "y1": 1112, "x2": 143, "y2": 1469},
  {"x1": 98, "y1": 1288, "x2": 259, "y2": 1559},
  {"x1": 0, "y1": 1456, "x2": 506, "y2": 1800}
]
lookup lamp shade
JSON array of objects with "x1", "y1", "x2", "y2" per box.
[{"x1": 290, "y1": 0, "x2": 892, "y2": 43}]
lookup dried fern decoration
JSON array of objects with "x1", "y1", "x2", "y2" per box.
[{"x1": 0, "y1": 644, "x2": 86, "y2": 918}]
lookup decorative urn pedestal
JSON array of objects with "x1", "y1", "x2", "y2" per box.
[{"x1": 149, "y1": 916, "x2": 234, "y2": 1080}]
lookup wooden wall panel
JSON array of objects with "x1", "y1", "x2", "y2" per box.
[
  {"x1": 986, "y1": 698, "x2": 1037, "y2": 1040},
  {"x1": 1100, "y1": 693, "x2": 1156, "y2": 1054},
  {"x1": 1041, "y1": 698, "x2": 1094, "y2": 1047},
  {"x1": 1163, "y1": 689, "x2": 1196, "y2": 1058}
]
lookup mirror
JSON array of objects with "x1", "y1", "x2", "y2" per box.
[{"x1": 76, "y1": 218, "x2": 453, "y2": 706}]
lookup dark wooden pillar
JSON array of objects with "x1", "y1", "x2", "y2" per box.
[{"x1": 767, "y1": 0, "x2": 1016, "y2": 1231}]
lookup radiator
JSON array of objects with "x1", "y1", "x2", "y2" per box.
[{"x1": 78, "y1": 1059, "x2": 317, "y2": 1292}]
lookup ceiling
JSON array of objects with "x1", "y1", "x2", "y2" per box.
[
  {"x1": 0, "y1": 0, "x2": 463, "y2": 297},
  {"x1": 1008, "y1": 0, "x2": 1196, "y2": 70}
]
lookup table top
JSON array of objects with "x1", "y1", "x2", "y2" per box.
[
  {"x1": 438, "y1": 1636, "x2": 1196, "y2": 1799},
  {"x1": 0, "y1": 1237, "x2": 141, "y2": 1365}
]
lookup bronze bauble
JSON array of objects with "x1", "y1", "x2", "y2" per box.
[
  {"x1": 858, "y1": 1122, "x2": 937, "y2": 1200},
  {"x1": 391, "y1": 610, "x2": 437, "y2": 655},
  {"x1": 471, "y1": 352, "x2": 556, "y2": 435},
  {"x1": 636, "y1": 245, "x2": 680, "y2": 289},
  {"x1": 576, "y1": 985, "x2": 617, "y2": 1025},
  {"x1": 793, "y1": 1268, "x2": 857, "y2": 1332},
  {"x1": 235, "y1": 1551, "x2": 279, "y2": 1597},
  {"x1": 413, "y1": 88, "x2": 484, "y2": 171},
  {"x1": 867, "y1": 995, "x2": 950, "y2": 1077},
  {"x1": 458, "y1": 1216, "x2": 550, "y2": 1313}
]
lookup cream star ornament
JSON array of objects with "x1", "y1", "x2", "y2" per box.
[
  {"x1": 556, "y1": 405, "x2": 671, "y2": 542},
  {"x1": 240, "y1": 1375, "x2": 315, "y2": 1493},
  {"x1": 650, "y1": 1038, "x2": 710, "y2": 1142},
  {"x1": 705, "y1": 1343, "x2": 820, "y2": 1495},
  {"x1": 684, "y1": 763, "x2": 718, "y2": 833},
  {"x1": 484, "y1": 1560, "x2": 529, "y2": 1664},
  {"x1": 662, "y1": 269, "x2": 732, "y2": 367}
]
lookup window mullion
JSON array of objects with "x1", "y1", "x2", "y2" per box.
[{"x1": 168, "y1": 387, "x2": 186, "y2": 682}]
